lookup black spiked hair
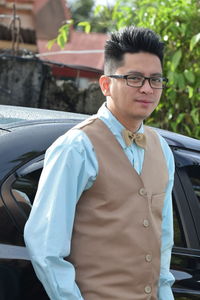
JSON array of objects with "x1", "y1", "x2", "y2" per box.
[{"x1": 104, "y1": 26, "x2": 164, "y2": 74}]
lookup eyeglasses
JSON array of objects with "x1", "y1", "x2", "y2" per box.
[{"x1": 108, "y1": 74, "x2": 168, "y2": 89}]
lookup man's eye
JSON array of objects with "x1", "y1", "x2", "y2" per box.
[
  {"x1": 151, "y1": 77, "x2": 162, "y2": 82},
  {"x1": 128, "y1": 76, "x2": 143, "y2": 82}
]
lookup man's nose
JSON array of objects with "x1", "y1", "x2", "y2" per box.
[{"x1": 139, "y1": 79, "x2": 153, "y2": 94}]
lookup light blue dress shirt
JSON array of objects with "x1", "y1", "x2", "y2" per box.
[{"x1": 24, "y1": 103, "x2": 175, "y2": 300}]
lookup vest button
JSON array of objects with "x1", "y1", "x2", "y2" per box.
[
  {"x1": 145, "y1": 254, "x2": 152, "y2": 262},
  {"x1": 143, "y1": 219, "x2": 150, "y2": 227},
  {"x1": 144, "y1": 285, "x2": 152, "y2": 294},
  {"x1": 139, "y1": 188, "x2": 147, "y2": 196}
]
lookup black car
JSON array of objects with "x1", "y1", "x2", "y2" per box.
[{"x1": 0, "y1": 105, "x2": 200, "y2": 300}]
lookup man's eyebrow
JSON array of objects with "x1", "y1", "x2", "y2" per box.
[
  {"x1": 126, "y1": 71, "x2": 142, "y2": 75},
  {"x1": 126, "y1": 71, "x2": 163, "y2": 76},
  {"x1": 151, "y1": 72, "x2": 163, "y2": 76}
]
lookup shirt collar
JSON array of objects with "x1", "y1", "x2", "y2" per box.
[{"x1": 97, "y1": 102, "x2": 144, "y2": 148}]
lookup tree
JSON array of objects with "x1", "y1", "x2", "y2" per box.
[
  {"x1": 69, "y1": 0, "x2": 94, "y2": 29},
  {"x1": 68, "y1": 0, "x2": 112, "y2": 32}
]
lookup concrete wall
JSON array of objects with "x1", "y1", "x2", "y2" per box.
[{"x1": 0, "y1": 55, "x2": 105, "y2": 114}]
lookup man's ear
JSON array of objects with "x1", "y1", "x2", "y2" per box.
[{"x1": 99, "y1": 75, "x2": 111, "y2": 96}]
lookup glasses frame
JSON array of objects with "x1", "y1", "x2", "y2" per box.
[{"x1": 108, "y1": 74, "x2": 168, "y2": 89}]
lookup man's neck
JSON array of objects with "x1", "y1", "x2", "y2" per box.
[{"x1": 106, "y1": 105, "x2": 143, "y2": 133}]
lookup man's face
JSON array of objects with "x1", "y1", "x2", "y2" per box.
[{"x1": 100, "y1": 52, "x2": 163, "y2": 130}]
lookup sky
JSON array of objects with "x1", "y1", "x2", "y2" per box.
[
  {"x1": 68, "y1": 0, "x2": 115, "y2": 6},
  {"x1": 94, "y1": 0, "x2": 115, "y2": 5}
]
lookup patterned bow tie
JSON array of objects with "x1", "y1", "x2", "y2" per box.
[{"x1": 122, "y1": 129, "x2": 146, "y2": 149}]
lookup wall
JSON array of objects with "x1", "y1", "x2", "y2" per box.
[{"x1": 0, "y1": 55, "x2": 105, "y2": 114}]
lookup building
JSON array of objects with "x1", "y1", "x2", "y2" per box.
[{"x1": 0, "y1": 0, "x2": 107, "y2": 85}]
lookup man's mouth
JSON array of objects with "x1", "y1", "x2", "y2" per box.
[{"x1": 136, "y1": 99, "x2": 154, "y2": 104}]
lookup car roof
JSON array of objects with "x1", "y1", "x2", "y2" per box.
[
  {"x1": 0, "y1": 104, "x2": 87, "y2": 126},
  {"x1": 0, "y1": 104, "x2": 199, "y2": 153},
  {"x1": 156, "y1": 127, "x2": 200, "y2": 152}
]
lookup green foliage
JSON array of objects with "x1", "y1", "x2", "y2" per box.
[
  {"x1": 47, "y1": 20, "x2": 73, "y2": 49},
  {"x1": 92, "y1": 0, "x2": 135, "y2": 32},
  {"x1": 190, "y1": 32, "x2": 200, "y2": 51},
  {"x1": 69, "y1": 0, "x2": 94, "y2": 26},
  {"x1": 77, "y1": 21, "x2": 91, "y2": 34}
]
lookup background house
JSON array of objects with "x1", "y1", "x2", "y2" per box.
[
  {"x1": 0, "y1": 0, "x2": 107, "y2": 86},
  {"x1": 0, "y1": 0, "x2": 36, "y2": 52}
]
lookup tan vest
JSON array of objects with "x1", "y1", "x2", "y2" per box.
[{"x1": 68, "y1": 117, "x2": 168, "y2": 300}]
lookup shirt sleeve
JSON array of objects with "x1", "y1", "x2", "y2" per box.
[
  {"x1": 157, "y1": 135, "x2": 175, "y2": 300},
  {"x1": 24, "y1": 129, "x2": 98, "y2": 300}
]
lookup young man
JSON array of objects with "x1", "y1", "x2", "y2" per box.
[{"x1": 24, "y1": 26, "x2": 175, "y2": 300}]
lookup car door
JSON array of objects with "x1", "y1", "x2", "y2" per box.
[
  {"x1": 0, "y1": 155, "x2": 49, "y2": 300},
  {"x1": 171, "y1": 147, "x2": 200, "y2": 299}
]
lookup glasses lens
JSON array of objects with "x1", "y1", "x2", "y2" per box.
[
  {"x1": 127, "y1": 75, "x2": 144, "y2": 87},
  {"x1": 150, "y1": 77, "x2": 165, "y2": 88},
  {"x1": 126, "y1": 75, "x2": 167, "y2": 88}
]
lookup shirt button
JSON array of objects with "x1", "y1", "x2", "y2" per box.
[
  {"x1": 144, "y1": 285, "x2": 152, "y2": 294},
  {"x1": 143, "y1": 219, "x2": 150, "y2": 227},
  {"x1": 145, "y1": 254, "x2": 152, "y2": 262},
  {"x1": 139, "y1": 188, "x2": 147, "y2": 196}
]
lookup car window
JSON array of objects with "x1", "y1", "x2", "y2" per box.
[
  {"x1": 12, "y1": 168, "x2": 42, "y2": 206},
  {"x1": 11, "y1": 157, "x2": 44, "y2": 210},
  {"x1": 184, "y1": 165, "x2": 200, "y2": 203},
  {"x1": 0, "y1": 197, "x2": 24, "y2": 246},
  {"x1": 0, "y1": 157, "x2": 43, "y2": 234},
  {"x1": 173, "y1": 148, "x2": 200, "y2": 249},
  {"x1": 173, "y1": 196, "x2": 186, "y2": 248}
]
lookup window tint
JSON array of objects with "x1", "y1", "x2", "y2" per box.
[
  {"x1": 173, "y1": 148, "x2": 200, "y2": 249},
  {"x1": 185, "y1": 165, "x2": 200, "y2": 203},
  {"x1": 12, "y1": 168, "x2": 42, "y2": 206},
  {"x1": 0, "y1": 163, "x2": 43, "y2": 237},
  {"x1": 173, "y1": 195, "x2": 186, "y2": 248},
  {"x1": 0, "y1": 197, "x2": 24, "y2": 245},
  {"x1": 0, "y1": 173, "x2": 28, "y2": 244}
]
